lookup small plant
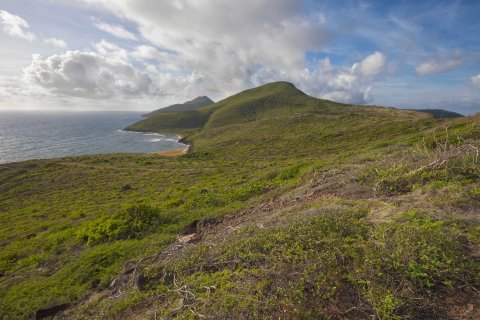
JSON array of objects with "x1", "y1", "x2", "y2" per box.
[
  {"x1": 370, "y1": 128, "x2": 479, "y2": 196},
  {"x1": 77, "y1": 204, "x2": 170, "y2": 246}
]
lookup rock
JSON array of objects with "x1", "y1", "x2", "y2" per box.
[
  {"x1": 178, "y1": 137, "x2": 187, "y2": 144},
  {"x1": 91, "y1": 279, "x2": 100, "y2": 289},
  {"x1": 121, "y1": 184, "x2": 132, "y2": 191},
  {"x1": 180, "y1": 218, "x2": 219, "y2": 236},
  {"x1": 180, "y1": 220, "x2": 199, "y2": 235},
  {"x1": 162, "y1": 272, "x2": 175, "y2": 285},
  {"x1": 197, "y1": 217, "x2": 219, "y2": 231},
  {"x1": 178, "y1": 233, "x2": 201, "y2": 244},
  {"x1": 34, "y1": 303, "x2": 70, "y2": 320},
  {"x1": 109, "y1": 260, "x2": 137, "y2": 291},
  {"x1": 262, "y1": 186, "x2": 277, "y2": 193},
  {"x1": 122, "y1": 260, "x2": 137, "y2": 275},
  {"x1": 135, "y1": 273, "x2": 147, "y2": 291}
]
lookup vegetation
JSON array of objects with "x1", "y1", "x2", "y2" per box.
[
  {"x1": 136, "y1": 210, "x2": 479, "y2": 319},
  {"x1": 144, "y1": 96, "x2": 214, "y2": 117},
  {"x1": 0, "y1": 82, "x2": 478, "y2": 319},
  {"x1": 410, "y1": 109, "x2": 464, "y2": 119}
]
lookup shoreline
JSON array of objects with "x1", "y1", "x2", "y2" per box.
[
  {"x1": 151, "y1": 134, "x2": 192, "y2": 157},
  {"x1": 153, "y1": 148, "x2": 189, "y2": 156},
  {"x1": 122, "y1": 128, "x2": 191, "y2": 156}
]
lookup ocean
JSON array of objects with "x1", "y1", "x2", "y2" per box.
[{"x1": 0, "y1": 111, "x2": 185, "y2": 164}]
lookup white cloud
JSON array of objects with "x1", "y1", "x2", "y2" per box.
[
  {"x1": 93, "y1": 20, "x2": 137, "y2": 40},
  {"x1": 0, "y1": 10, "x2": 36, "y2": 41},
  {"x1": 0, "y1": 10, "x2": 68, "y2": 50},
  {"x1": 93, "y1": 39, "x2": 128, "y2": 62},
  {"x1": 358, "y1": 51, "x2": 386, "y2": 77},
  {"x1": 2, "y1": 1, "x2": 389, "y2": 108},
  {"x1": 246, "y1": 51, "x2": 387, "y2": 104},
  {"x1": 81, "y1": 0, "x2": 333, "y2": 91},
  {"x1": 297, "y1": 52, "x2": 386, "y2": 104},
  {"x1": 19, "y1": 48, "x2": 217, "y2": 105},
  {"x1": 471, "y1": 74, "x2": 480, "y2": 88},
  {"x1": 44, "y1": 37, "x2": 67, "y2": 49},
  {"x1": 415, "y1": 51, "x2": 465, "y2": 76},
  {"x1": 132, "y1": 45, "x2": 176, "y2": 63},
  {"x1": 388, "y1": 15, "x2": 422, "y2": 33},
  {"x1": 23, "y1": 51, "x2": 153, "y2": 99},
  {"x1": 20, "y1": 47, "x2": 384, "y2": 106}
]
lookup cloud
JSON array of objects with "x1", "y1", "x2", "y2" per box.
[
  {"x1": 93, "y1": 19, "x2": 137, "y2": 40},
  {"x1": 20, "y1": 48, "x2": 217, "y2": 104},
  {"x1": 0, "y1": 10, "x2": 68, "y2": 50},
  {"x1": 415, "y1": 51, "x2": 465, "y2": 76},
  {"x1": 5, "y1": 1, "x2": 389, "y2": 108},
  {"x1": 23, "y1": 51, "x2": 154, "y2": 99},
  {"x1": 358, "y1": 51, "x2": 386, "y2": 77},
  {"x1": 297, "y1": 52, "x2": 386, "y2": 104},
  {"x1": 132, "y1": 45, "x2": 176, "y2": 63},
  {"x1": 93, "y1": 39, "x2": 128, "y2": 62},
  {"x1": 471, "y1": 74, "x2": 480, "y2": 88},
  {"x1": 44, "y1": 37, "x2": 68, "y2": 49},
  {"x1": 0, "y1": 10, "x2": 36, "y2": 41},
  {"x1": 78, "y1": 0, "x2": 389, "y2": 104},
  {"x1": 20, "y1": 40, "x2": 385, "y2": 107},
  {"x1": 388, "y1": 14, "x2": 422, "y2": 33},
  {"x1": 81, "y1": 0, "x2": 333, "y2": 88}
]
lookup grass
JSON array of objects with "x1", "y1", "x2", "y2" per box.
[
  {"x1": 145, "y1": 96, "x2": 214, "y2": 117},
  {"x1": 134, "y1": 209, "x2": 479, "y2": 319},
  {"x1": 0, "y1": 82, "x2": 479, "y2": 319}
]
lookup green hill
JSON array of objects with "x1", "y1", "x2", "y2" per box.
[
  {"x1": 1, "y1": 82, "x2": 479, "y2": 319},
  {"x1": 127, "y1": 81, "x2": 375, "y2": 133},
  {"x1": 203, "y1": 81, "x2": 333, "y2": 128},
  {"x1": 126, "y1": 109, "x2": 210, "y2": 132},
  {"x1": 144, "y1": 96, "x2": 214, "y2": 117},
  {"x1": 410, "y1": 108, "x2": 464, "y2": 118}
]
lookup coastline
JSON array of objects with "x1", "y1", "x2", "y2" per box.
[
  {"x1": 153, "y1": 148, "x2": 188, "y2": 156},
  {"x1": 152, "y1": 134, "x2": 192, "y2": 157},
  {"x1": 122, "y1": 126, "x2": 191, "y2": 157}
]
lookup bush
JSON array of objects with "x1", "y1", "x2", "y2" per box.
[
  {"x1": 77, "y1": 205, "x2": 170, "y2": 246},
  {"x1": 142, "y1": 210, "x2": 479, "y2": 319}
]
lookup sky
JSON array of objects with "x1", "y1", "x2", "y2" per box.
[{"x1": 0, "y1": 0, "x2": 479, "y2": 114}]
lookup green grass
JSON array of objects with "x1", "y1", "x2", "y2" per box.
[
  {"x1": 136, "y1": 210, "x2": 479, "y2": 319},
  {"x1": 0, "y1": 82, "x2": 479, "y2": 319}
]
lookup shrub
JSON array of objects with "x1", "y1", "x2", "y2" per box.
[
  {"x1": 142, "y1": 210, "x2": 478, "y2": 319},
  {"x1": 77, "y1": 205, "x2": 170, "y2": 246}
]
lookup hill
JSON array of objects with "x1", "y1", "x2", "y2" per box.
[
  {"x1": 127, "y1": 82, "x2": 361, "y2": 133},
  {"x1": 144, "y1": 96, "x2": 214, "y2": 117},
  {"x1": 409, "y1": 108, "x2": 464, "y2": 118},
  {"x1": 0, "y1": 82, "x2": 479, "y2": 319}
]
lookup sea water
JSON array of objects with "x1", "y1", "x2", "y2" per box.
[{"x1": 0, "y1": 111, "x2": 185, "y2": 164}]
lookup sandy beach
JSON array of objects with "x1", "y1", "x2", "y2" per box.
[{"x1": 154, "y1": 148, "x2": 188, "y2": 156}]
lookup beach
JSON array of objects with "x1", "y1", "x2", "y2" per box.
[{"x1": 154, "y1": 147, "x2": 188, "y2": 156}]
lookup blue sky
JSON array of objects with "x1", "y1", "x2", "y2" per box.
[{"x1": 0, "y1": 0, "x2": 479, "y2": 114}]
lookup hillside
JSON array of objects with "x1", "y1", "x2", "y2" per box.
[
  {"x1": 0, "y1": 82, "x2": 479, "y2": 319},
  {"x1": 144, "y1": 96, "x2": 214, "y2": 117},
  {"x1": 127, "y1": 82, "x2": 462, "y2": 134},
  {"x1": 127, "y1": 82, "x2": 356, "y2": 133},
  {"x1": 408, "y1": 109, "x2": 464, "y2": 118}
]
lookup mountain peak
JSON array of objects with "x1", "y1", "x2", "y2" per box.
[{"x1": 145, "y1": 96, "x2": 214, "y2": 116}]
